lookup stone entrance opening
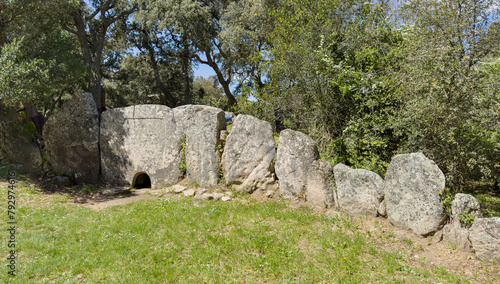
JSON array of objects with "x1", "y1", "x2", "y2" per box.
[{"x1": 132, "y1": 172, "x2": 151, "y2": 189}]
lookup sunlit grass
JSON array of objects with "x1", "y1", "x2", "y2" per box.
[{"x1": 0, "y1": 186, "x2": 474, "y2": 283}]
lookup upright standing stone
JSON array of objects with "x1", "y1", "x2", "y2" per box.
[
  {"x1": 100, "y1": 104, "x2": 183, "y2": 188},
  {"x1": 43, "y1": 91, "x2": 99, "y2": 183},
  {"x1": 221, "y1": 114, "x2": 275, "y2": 193},
  {"x1": 334, "y1": 163, "x2": 384, "y2": 217},
  {"x1": 443, "y1": 193, "x2": 482, "y2": 251},
  {"x1": 174, "y1": 105, "x2": 226, "y2": 187},
  {"x1": 306, "y1": 159, "x2": 336, "y2": 208},
  {"x1": 469, "y1": 217, "x2": 500, "y2": 262},
  {"x1": 384, "y1": 152, "x2": 447, "y2": 236},
  {"x1": 275, "y1": 129, "x2": 320, "y2": 200},
  {"x1": 0, "y1": 112, "x2": 43, "y2": 176}
]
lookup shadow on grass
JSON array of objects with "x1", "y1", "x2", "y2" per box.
[{"x1": 0, "y1": 162, "x2": 143, "y2": 206}]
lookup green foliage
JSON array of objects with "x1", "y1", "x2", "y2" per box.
[
  {"x1": 0, "y1": 38, "x2": 50, "y2": 108},
  {"x1": 104, "y1": 53, "x2": 189, "y2": 108},
  {"x1": 178, "y1": 134, "x2": 187, "y2": 175},
  {"x1": 21, "y1": 120, "x2": 37, "y2": 138},
  {"x1": 1, "y1": 0, "x2": 85, "y2": 120},
  {"x1": 439, "y1": 188, "x2": 454, "y2": 217},
  {"x1": 264, "y1": 0, "x2": 403, "y2": 176},
  {"x1": 1, "y1": 0, "x2": 499, "y2": 198},
  {"x1": 193, "y1": 76, "x2": 229, "y2": 110},
  {"x1": 392, "y1": 0, "x2": 500, "y2": 190},
  {"x1": 457, "y1": 210, "x2": 475, "y2": 228},
  {"x1": 218, "y1": 165, "x2": 225, "y2": 184},
  {"x1": 447, "y1": 241, "x2": 457, "y2": 252}
]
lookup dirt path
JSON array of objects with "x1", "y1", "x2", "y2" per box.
[{"x1": 82, "y1": 187, "x2": 157, "y2": 210}]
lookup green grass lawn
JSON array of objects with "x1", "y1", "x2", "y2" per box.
[{"x1": 1, "y1": 180, "x2": 487, "y2": 284}]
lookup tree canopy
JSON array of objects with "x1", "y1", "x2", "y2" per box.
[{"x1": 1, "y1": 0, "x2": 499, "y2": 191}]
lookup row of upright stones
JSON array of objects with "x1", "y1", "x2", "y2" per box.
[
  {"x1": 277, "y1": 134, "x2": 499, "y2": 262},
  {"x1": 41, "y1": 91, "x2": 499, "y2": 263}
]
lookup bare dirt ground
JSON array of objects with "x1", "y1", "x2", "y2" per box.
[{"x1": 9, "y1": 179, "x2": 500, "y2": 283}]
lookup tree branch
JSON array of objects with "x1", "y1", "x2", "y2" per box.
[
  {"x1": 61, "y1": 22, "x2": 78, "y2": 35},
  {"x1": 194, "y1": 54, "x2": 209, "y2": 65},
  {"x1": 105, "y1": 7, "x2": 136, "y2": 28}
]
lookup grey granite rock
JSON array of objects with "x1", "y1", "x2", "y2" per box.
[
  {"x1": 275, "y1": 129, "x2": 320, "y2": 200},
  {"x1": 174, "y1": 105, "x2": 226, "y2": 187},
  {"x1": 469, "y1": 217, "x2": 500, "y2": 262},
  {"x1": 221, "y1": 114, "x2": 275, "y2": 193},
  {"x1": 183, "y1": 188, "x2": 196, "y2": 197},
  {"x1": 384, "y1": 153, "x2": 446, "y2": 236},
  {"x1": 306, "y1": 159, "x2": 336, "y2": 208},
  {"x1": 100, "y1": 104, "x2": 183, "y2": 189},
  {"x1": 0, "y1": 113, "x2": 42, "y2": 176},
  {"x1": 172, "y1": 185, "x2": 187, "y2": 193},
  {"x1": 334, "y1": 163, "x2": 384, "y2": 217},
  {"x1": 43, "y1": 91, "x2": 99, "y2": 183},
  {"x1": 442, "y1": 193, "x2": 483, "y2": 251}
]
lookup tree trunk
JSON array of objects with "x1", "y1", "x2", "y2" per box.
[
  {"x1": 181, "y1": 43, "x2": 192, "y2": 105},
  {"x1": 147, "y1": 48, "x2": 175, "y2": 107},
  {"x1": 0, "y1": 28, "x2": 5, "y2": 47},
  {"x1": 88, "y1": 61, "x2": 102, "y2": 111},
  {"x1": 201, "y1": 50, "x2": 237, "y2": 106},
  {"x1": 219, "y1": 77, "x2": 236, "y2": 106},
  {"x1": 23, "y1": 102, "x2": 44, "y2": 139},
  {"x1": 182, "y1": 51, "x2": 192, "y2": 105}
]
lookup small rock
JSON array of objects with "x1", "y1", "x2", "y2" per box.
[
  {"x1": 172, "y1": 185, "x2": 187, "y2": 193},
  {"x1": 220, "y1": 130, "x2": 229, "y2": 141},
  {"x1": 149, "y1": 190, "x2": 163, "y2": 196},
  {"x1": 442, "y1": 193, "x2": 482, "y2": 251},
  {"x1": 212, "y1": 192, "x2": 224, "y2": 200},
  {"x1": 197, "y1": 188, "x2": 207, "y2": 195},
  {"x1": 77, "y1": 274, "x2": 83, "y2": 280},
  {"x1": 101, "y1": 187, "x2": 131, "y2": 196},
  {"x1": 450, "y1": 193, "x2": 482, "y2": 223},
  {"x1": 394, "y1": 232, "x2": 406, "y2": 238},
  {"x1": 221, "y1": 196, "x2": 231, "y2": 202},
  {"x1": 75, "y1": 197, "x2": 86, "y2": 203},
  {"x1": 201, "y1": 193, "x2": 214, "y2": 200},
  {"x1": 183, "y1": 188, "x2": 196, "y2": 197},
  {"x1": 378, "y1": 199, "x2": 387, "y2": 217},
  {"x1": 432, "y1": 230, "x2": 444, "y2": 244},
  {"x1": 265, "y1": 190, "x2": 274, "y2": 198},
  {"x1": 42, "y1": 162, "x2": 53, "y2": 173}
]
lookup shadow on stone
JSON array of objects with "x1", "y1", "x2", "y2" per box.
[{"x1": 132, "y1": 172, "x2": 151, "y2": 189}]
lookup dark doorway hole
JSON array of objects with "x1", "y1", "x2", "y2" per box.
[{"x1": 132, "y1": 172, "x2": 151, "y2": 189}]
